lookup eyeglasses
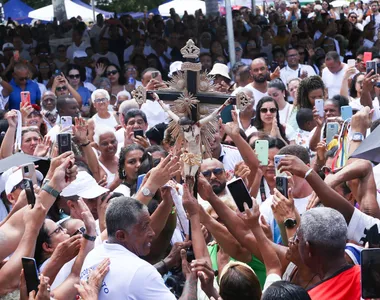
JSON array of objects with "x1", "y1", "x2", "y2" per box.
[
  {"x1": 49, "y1": 225, "x2": 65, "y2": 237},
  {"x1": 350, "y1": 15, "x2": 357, "y2": 19},
  {"x1": 56, "y1": 86, "x2": 67, "y2": 92},
  {"x1": 201, "y1": 168, "x2": 224, "y2": 177},
  {"x1": 94, "y1": 97, "x2": 108, "y2": 103},
  {"x1": 68, "y1": 74, "x2": 80, "y2": 79},
  {"x1": 235, "y1": 47, "x2": 243, "y2": 51},
  {"x1": 106, "y1": 70, "x2": 118, "y2": 76},
  {"x1": 260, "y1": 107, "x2": 277, "y2": 113}
]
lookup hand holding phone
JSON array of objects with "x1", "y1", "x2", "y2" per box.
[
  {"x1": 21, "y1": 163, "x2": 37, "y2": 185},
  {"x1": 315, "y1": 99, "x2": 324, "y2": 117},
  {"x1": 21, "y1": 179, "x2": 36, "y2": 207},
  {"x1": 21, "y1": 91, "x2": 31, "y2": 106},
  {"x1": 255, "y1": 140, "x2": 269, "y2": 166},
  {"x1": 366, "y1": 60, "x2": 377, "y2": 74},
  {"x1": 347, "y1": 59, "x2": 356, "y2": 68},
  {"x1": 22, "y1": 257, "x2": 40, "y2": 294},
  {"x1": 274, "y1": 155, "x2": 287, "y2": 177},
  {"x1": 134, "y1": 129, "x2": 144, "y2": 138},
  {"x1": 227, "y1": 178, "x2": 253, "y2": 212},
  {"x1": 276, "y1": 177, "x2": 289, "y2": 198},
  {"x1": 57, "y1": 133, "x2": 72, "y2": 155}
]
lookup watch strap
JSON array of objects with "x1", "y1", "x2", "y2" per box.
[
  {"x1": 42, "y1": 184, "x2": 60, "y2": 198},
  {"x1": 83, "y1": 233, "x2": 96, "y2": 241}
]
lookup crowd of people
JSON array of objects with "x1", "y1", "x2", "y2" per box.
[{"x1": 1, "y1": 0, "x2": 380, "y2": 299}]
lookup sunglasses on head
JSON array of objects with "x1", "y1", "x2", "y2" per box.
[
  {"x1": 106, "y1": 70, "x2": 118, "y2": 76},
  {"x1": 260, "y1": 107, "x2": 277, "y2": 113},
  {"x1": 68, "y1": 74, "x2": 80, "y2": 79},
  {"x1": 56, "y1": 86, "x2": 67, "y2": 91},
  {"x1": 201, "y1": 168, "x2": 224, "y2": 177}
]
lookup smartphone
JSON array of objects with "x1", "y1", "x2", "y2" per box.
[
  {"x1": 151, "y1": 71, "x2": 160, "y2": 79},
  {"x1": 361, "y1": 248, "x2": 380, "y2": 298},
  {"x1": 147, "y1": 152, "x2": 153, "y2": 169},
  {"x1": 274, "y1": 155, "x2": 287, "y2": 177},
  {"x1": 128, "y1": 76, "x2": 136, "y2": 85},
  {"x1": 326, "y1": 122, "x2": 339, "y2": 144},
  {"x1": 13, "y1": 50, "x2": 19, "y2": 62},
  {"x1": 136, "y1": 174, "x2": 146, "y2": 191},
  {"x1": 315, "y1": 99, "x2": 324, "y2": 117},
  {"x1": 21, "y1": 163, "x2": 37, "y2": 185},
  {"x1": 347, "y1": 59, "x2": 356, "y2": 67},
  {"x1": 366, "y1": 60, "x2": 377, "y2": 74},
  {"x1": 60, "y1": 116, "x2": 72, "y2": 129},
  {"x1": 255, "y1": 140, "x2": 269, "y2": 166},
  {"x1": 364, "y1": 52, "x2": 373, "y2": 63},
  {"x1": 21, "y1": 91, "x2": 31, "y2": 106},
  {"x1": 276, "y1": 176, "x2": 288, "y2": 198},
  {"x1": 21, "y1": 179, "x2": 36, "y2": 206},
  {"x1": 57, "y1": 133, "x2": 72, "y2": 154},
  {"x1": 22, "y1": 257, "x2": 40, "y2": 294},
  {"x1": 227, "y1": 178, "x2": 253, "y2": 212},
  {"x1": 341, "y1": 105, "x2": 352, "y2": 121},
  {"x1": 134, "y1": 129, "x2": 144, "y2": 138}
]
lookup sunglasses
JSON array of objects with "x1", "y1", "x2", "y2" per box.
[
  {"x1": 49, "y1": 225, "x2": 65, "y2": 237},
  {"x1": 18, "y1": 77, "x2": 28, "y2": 81},
  {"x1": 94, "y1": 97, "x2": 108, "y2": 103},
  {"x1": 260, "y1": 107, "x2": 277, "y2": 113},
  {"x1": 201, "y1": 168, "x2": 224, "y2": 177},
  {"x1": 56, "y1": 86, "x2": 67, "y2": 91},
  {"x1": 68, "y1": 74, "x2": 80, "y2": 79},
  {"x1": 106, "y1": 70, "x2": 118, "y2": 76},
  {"x1": 71, "y1": 226, "x2": 85, "y2": 237}
]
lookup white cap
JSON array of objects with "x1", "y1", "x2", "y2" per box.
[
  {"x1": 73, "y1": 50, "x2": 87, "y2": 59},
  {"x1": 0, "y1": 167, "x2": 18, "y2": 194},
  {"x1": 2, "y1": 43, "x2": 14, "y2": 51},
  {"x1": 5, "y1": 169, "x2": 23, "y2": 195},
  {"x1": 209, "y1": 63, "x2": 231, "y2": 80},
  {"x1": 61, "y1": 171, "x2": 109, "y2": 199},
  {"x1": 168, "y1": 61, "x2": 183, "y2": 78}
]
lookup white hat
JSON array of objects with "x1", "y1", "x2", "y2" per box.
[
  {"x1": 209, "y1": 63, "x2": 231, "y2": 80},
  {"x1": 61, "y1": 171, "x2": 109, "y2": 199},
  {"x1": 168, "y1": 61, "x2": 183, "y2": 78},
  {"x1": 73, "y1": 50, "x2": 87, "y2": 59},
  {"x1": 0, "y1": 167, "x2": 18, "y2": 194},
  {"x1": 5, "y1": 169, "x2": 23, "y2": 195},
  {"x1": 2, "y1": 43, "x2": 14, "y2": 51}
]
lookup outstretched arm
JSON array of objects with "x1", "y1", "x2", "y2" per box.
[
  {"x1": 199, "y1": 98, "x2": 232, "y2": 126},
  {"x1": 152, "y1": 92, "x2": 180, "y2": 122}
]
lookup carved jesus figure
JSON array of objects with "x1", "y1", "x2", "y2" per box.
[{"x1": 152, "y1": 92, "x2": 232, "y2": 186}]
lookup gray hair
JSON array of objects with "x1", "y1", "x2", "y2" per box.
[
  {"x1": 117, "y1": 90, "x2": 131, "y2": 100},
  {"x1": 118, "y1": 99, "x2": 139, "y2": 115},
  {"x1": 93, "y1": 125, "x2": 116, "y2": 145},
  {"x1": 91, "y1": 89, "x2": 110, "y2": 103},
  {"x1": 299, "y1": 207, "x2": 347, "y2": 253},
  {"x1": 106, "y1": 197, "x2": 148, "y2": 237}
]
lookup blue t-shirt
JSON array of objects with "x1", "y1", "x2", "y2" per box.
[
  {"x1": 76, "y1": 86, "x2": 91, "y2": 106},
  {"x1": 8, "y1": 79, "x2": 41, "y2": 110}
]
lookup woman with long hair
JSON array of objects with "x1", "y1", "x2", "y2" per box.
[
  {"x1": 253, "y1": 97, "x2": 289, "y2": 145},
  {"x1": 104, "y1": 63, "x2": 126, "y2": 102},
  {"x1": 268, "y1": 79, "x2": 293, "y2": 126},
  {"x1": 296, "y1": 76, "x2": 326, "y2": 110},
  {"x1": 113, "y1": 144, "x2": 145, "y2": 196}
]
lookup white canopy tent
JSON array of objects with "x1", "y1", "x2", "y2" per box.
[
  {"x1": 158, "y1": 0, "x2": 206, "y2": 16},
  {"x1": 28, "y1": 0, "x2": 100, "y2": 21}
]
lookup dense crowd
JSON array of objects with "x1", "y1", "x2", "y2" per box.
[{"x1": 1, "y1": 1, "x2": 380, "y2": 299}]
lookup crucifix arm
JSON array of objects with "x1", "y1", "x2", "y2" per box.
[
  {"x1": 198, "y1": 98, "x2": 233, "y2": 126},
  {"x1": 153, "y1": 92, "x2": 180, "y2": 122}
]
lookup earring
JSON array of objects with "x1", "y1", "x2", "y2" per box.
[{"x1": 122, "y1": 169, "x2": 126, "y2": 178}]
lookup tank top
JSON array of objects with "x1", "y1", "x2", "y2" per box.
[
  {"x1": 98, "y1": 159, "x2": 116, "y2": 188},
  {"x1": 92, "y1": 113, "x2": 118, "y2": 129}
]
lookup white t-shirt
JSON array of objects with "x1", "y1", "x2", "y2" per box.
[
  {"x1": 279, "y1": 102, "x2": 293, "y2": 126},
  {"x1": 140, "y1": 100, "x2": 169, "y2": 128},
  {"x1": 218, "y1": 144, "x2": 243, "y2": 173},
  {"x1": 243, "y1": 84, "x2": 268, "y2": 110},
  {"x1": 280, "y1": 64, "x2": 316, "y2": 85},
  {"x1": 347, "y1": 207, "x2": 380, "y2": 244},
  {"x1": 80, "y1": 242, "x2": 176, "y2": 300},
  {"x1": 322, "y1": 63, "x2": 348, "y2": 98}
]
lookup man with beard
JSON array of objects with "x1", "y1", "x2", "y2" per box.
[
  {"x1": 244, "y1": 58, "x2": 270, "y2": 110},
  {"x1": 280, "y1": 48, "x2": 316, "y2": 85},
  {"x1": 199, "y1": 158, "x2": 231, "y2": 198}
]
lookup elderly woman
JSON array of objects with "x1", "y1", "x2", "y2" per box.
[
  {"x1": 88, "y1": 89, "x2": 118, "y2": 141},
  {"x1": 94, "y1": 126, "x2": 119, "y2": 188},
  {"x1": 115, "y1": 90, "x2": 131, "y2": 112}
]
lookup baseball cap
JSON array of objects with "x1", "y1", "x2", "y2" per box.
[
  {"x1": 2, "y1": 43, "x2": 14, "y2": 51},
  {"x1": 209, "y1": 63, "x2": 231, "y2": 80},
  {"x1": 60, "y1": 171, "x2": 109, "y2": 199},
  {"x1": 73, "y1": 50, "x2": 87, "y2": 59},
  {"x1": 168, "y1": 61, "x2": 183, "y2": 78},
  {"x1": 5, "y1": 169, "x2": 23, "y2": 195}
]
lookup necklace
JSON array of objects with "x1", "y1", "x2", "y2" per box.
[{"x1": 293, "y1": 268, "x2": 319, "y2": 289}]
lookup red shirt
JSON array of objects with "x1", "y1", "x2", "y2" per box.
[{"x1": 308, "y1": 265, "x2": 361, "y2": 300}]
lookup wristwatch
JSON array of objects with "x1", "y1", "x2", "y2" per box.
[
  {"x1": 83, "y1": 233, "x2": 96, "y2": 241},
  {"x1": 351, "y1": 132, "x2": 364, "y2": 142},
  {"x1": 42, "y1": 184, "x2": 60, "y2": 198},
  {"x1": 142, "y1": 187, "x2": 155, "y2": 197},
  {"x1": 284, "y1": 218, "x2": 297, "y2": 229}
]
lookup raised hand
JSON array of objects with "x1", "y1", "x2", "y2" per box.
[
  {"x1": 238, "y1": 200, "x2": 260, "y2": 229},
  {"x1": 51, "y1": 235, "x2": 81, "y2": 265},
  {"x1": 33, "y1": 136, "x2": 51, "y2": 157},
  {"x1": 277, "y1": 155, "x2": 310, "y2": 178},
  {"x1": 95, "y1": 63, "x2": 106, "y2": 76},
  {"x1": 73, "y1": 117, "x2": 89, "y2": 144},
  {"x1": 77, "y1": 199, "x2": 97, "y2": 236},
  {"x1": 197, "y1": 173, "x2": 214, "y2": 201},
  {"x1": 182, "y1": 183, "x2": 199, "y2": 217},
  {"x1": 49, "y1": 155, "x2": 78, "y2": 193},
  {"x1": 271, "y1": 188, "x2": 296, "y2": 224},
  {"x1": 312, "y1": 107, "x2": 325, "y2": 128},
  {"x1": 5, "y1": 110, "x2": 18, "y2": 128}
]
